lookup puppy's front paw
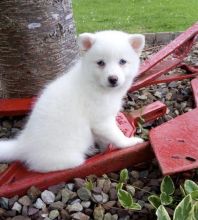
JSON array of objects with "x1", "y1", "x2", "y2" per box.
[
  {"x1": 130, "y1": 136, "x2": 144, "y2": 145},
  {"x1": 119, "y1": 136, "x2": 144, "y2": 148}
]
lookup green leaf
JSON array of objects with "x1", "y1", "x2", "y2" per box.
[
  {"x1": 148, "y1": 195, "x2": 161, "y2": 209},
  {"x1": 118, "y1": 189, "x2": 133, "y2": 208},
  {"x1": 190, "y1": 190, "x2": 198, "y2": 201},
  {"x1": 161, "y1": 176, "x2": 175, "y2": 195},
  {"x1": 156, "y1": 205, "x2": 171, "y2": 220},
  {"x1": 120, "y1": 169, "x2": 129, "y2": 183},
  {"x1": 180, "y1": 185, "x2": 186, "y2": 197},
  {"x1": 184, "y1": 180, "x2": 198, "y2": 194},
  {"x1": 160, "y1": 192, "x2": 173, "y2": 206},
  {"x1": 173, "y1": 194, "x2": 193, "y2": 220},
  {"x1": 128, "y1": 202, "x2": 142, "y2": 211},
  {"x1": 192, "y1": 202, "x2": 198, "y2": 220},
  {"x1": 116, "y1": 182, "x2": 123, "y2": 192},
  {"x1": 85, "y1": 179, "x2": 94, "y2": 190}
]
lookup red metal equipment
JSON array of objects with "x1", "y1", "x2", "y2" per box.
[
  {"x1": 150, "y1": 108, "x2": 198, "y2": 175},
  {"x1": 130, "y1": 22, "x2": 198, "y2": 91},
  {"x1": 0, "y1": 98, "x2": 166, "y2": 197},
  {"x1": 0, "y1": 22, "x2": 198, "y2": 196},
  {"x1": 149, "y1": 77, "x2": 198, "y2": 175}
]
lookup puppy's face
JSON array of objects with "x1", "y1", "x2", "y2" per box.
[{"x1": 78, "y1": 31, "x2": 145, "y2": 90}]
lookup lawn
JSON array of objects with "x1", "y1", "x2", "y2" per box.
[{"x1": 72, "y1": 0, "x2": 198, "y2": 33}]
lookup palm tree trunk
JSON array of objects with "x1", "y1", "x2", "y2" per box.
[{"x1": 0, "y1": 0, "x2": 78, "y2": 98}]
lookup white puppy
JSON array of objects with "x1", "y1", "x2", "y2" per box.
[{"x1": 0, "y1": 30, "x2": 145, "y2": 172}]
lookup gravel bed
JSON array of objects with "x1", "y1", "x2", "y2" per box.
[{"x1": 0, "y1": 42, "x2": 197, "y2": 220}]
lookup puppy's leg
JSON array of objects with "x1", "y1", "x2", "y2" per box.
[
  {"x1": 94, "y1": 136, "x2": 110, "y2": 152},
  {"x1": 85, "y1": 145, "x2": 100, "y2": 157},
  {"x1": 92, "y1": 118, "x2": 143, "y2": 148}
]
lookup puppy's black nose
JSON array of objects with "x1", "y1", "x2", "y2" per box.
[{"x1": 108, "y1": 75, "x2": 118, "y2": 86}]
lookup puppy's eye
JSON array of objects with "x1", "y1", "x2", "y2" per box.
[
  {"x1": 97, "y1": 60, "x2": 105, "y2": 67},
  {"x1": 119, "y1": 59, "x2": 127, "y2": 65}
]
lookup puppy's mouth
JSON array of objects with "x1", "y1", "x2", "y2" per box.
[{"x1": 108, "y1": 83, "x2": 119, "y2": 88}]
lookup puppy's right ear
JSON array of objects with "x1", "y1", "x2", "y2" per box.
[{"x1": 78, "y1": 33, "x2": 95, "y2": 52}]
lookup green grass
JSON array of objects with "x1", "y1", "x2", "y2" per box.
[{"x1": 72, "y1": 0, "x2": 198, "y2": 33}]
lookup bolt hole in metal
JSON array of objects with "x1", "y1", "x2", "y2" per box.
[
  {"x1": 171, "y1": 155, "x2": 196, "y2": 162},
  {"x1": 185, "y1": 156, "x2": 196, "y2": 162}
]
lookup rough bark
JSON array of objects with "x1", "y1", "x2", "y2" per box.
[{"x1": 0, "y1": 0, "x2": 78, "y2": 98}]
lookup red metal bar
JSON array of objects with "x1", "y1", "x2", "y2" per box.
[
  {"x1": 0, "y1": 142, "x2": 153, "y2": 197},
  {"x1": 131, "y1": 58, "x2": 182, "y2": 92},
  {"x1": 137, "y1": 72, "x2": 198, "y2": 88},
  {"x1": 129, "y1": 22, "x2": 198, "y2": 92},
  {"x1": 124, "y1": 101, "x2": 167, "y2": 126},
  {"x1": 191, "y1": 78, "x2": 198, "y2": 107},
  {"x1": 139, "y1": 22, "x2": 198, "y2": 75},
  {"x1": 180, "y1": 63, "x2": 198, "y2": 73},
  {"x1": 0, "y1": 98, "x2": 35, "y2": 116}
]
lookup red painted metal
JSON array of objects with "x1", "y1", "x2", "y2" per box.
[
  {"x1": 150, "y1": 75, "x2": 198, "y2": 175},
  {"x1": 124, "y1": 101, "x2": 167, "y2": 126},
  {"x1": 0, "y1": 142, "x2": 152, "y2": 197},
  {"x1": 0, "y1": 98, "x2": 35, "y2": 116},
  {"x1": 129, "y1": 22, "x2": 198, "y2": 92},
  {"x1": 0, "y1": 98, "x2": 167, "y2": 197},
  {"x1": 180, "y1": 63, "x2": 198, "y2": 73},
  {"x1": 133, "y1": 72, "x2": 198, "y2": 89},
  {"x1": 191, "y1": 78, "x2": 198, "y2": 107},
  {"x1": 150, "y1": 108, "x2": 198, "y2": 175}
]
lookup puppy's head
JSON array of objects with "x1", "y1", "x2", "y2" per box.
[{"x1": 78, "y1": 31, "x2": 145, "y2": 90}]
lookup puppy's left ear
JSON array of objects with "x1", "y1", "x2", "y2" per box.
[
  {"x1": 78, "y1": 33, "x2": 96, "y2": 53},
  {"x1": 129, "y1": 34, "x2": 145, "y2": 56}
]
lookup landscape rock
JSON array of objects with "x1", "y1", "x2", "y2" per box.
[
  {"x1": 93, "y1": 205, "x2": 105, "y2": 220},
  {"x1": 104, "y1": 212, "x2": 112, "y2": 220},
  {"x1": 49, "y1": 209, "x2": 59, "y2": 220},
  {"x1": 67, "y1": 202, "x2": 83, "y2": 213},
  {"x1": 49, "y1": 201, "x2": 64, "y2": 210},
  {"x1": 92, "y1": 193, "x2": 103, "y2": 203},
  {"x1": 74, "y1": 178, "x2": 85, "y2": 189},
  {"x1": 27, "y1": 186, "x2": 41, "y2": 201},
  {"x1": 77, "y1": 187, "x2": 92, "y2": 201},
  {"x1": 81, "y1": 201, "x2": 91, "y2": 208},
  {"x1": 28, "y1": 207, "x2": 39, "y2": 216},
  {"x1": 0, "y1": 197, "x2": 9, "y2": 209},
  {"x1": 12, "y1": 216, "x2": 31, "y2": 220},
  {"x1": 41, "y1": 190, "x2": 55, "y2": 204},
  {"x1": 18, "y1": 196, "x2": 32, "y2": 206},
  {"x1": 34, "y1": 198, "x2": 46, "y2": 209},
  {"x1": 71, "y1": 212, "x2": 90, "y2": 220},
  {"x1": 12, "y1": 202, "x2": 22, "y2": 213}
]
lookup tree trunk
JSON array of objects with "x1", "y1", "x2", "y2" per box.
[{"x1": 0, "y1": 0, "x2": 78, "y2": 98}]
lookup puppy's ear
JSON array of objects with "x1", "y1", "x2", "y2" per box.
[
  {"x1": 78, "y1": 33, "x2": 95, "y2": 52},
  {"x1": 129, "y1": 34, "x2": 145, "y2": 56}
]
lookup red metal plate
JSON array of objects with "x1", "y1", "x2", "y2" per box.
[{"x1": 150, "y1": 108, "x2": 198, "y2": 175}]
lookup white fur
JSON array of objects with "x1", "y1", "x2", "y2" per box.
[{"x1": 0, "y1": 30, "x2": 145, "y2": 172}]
